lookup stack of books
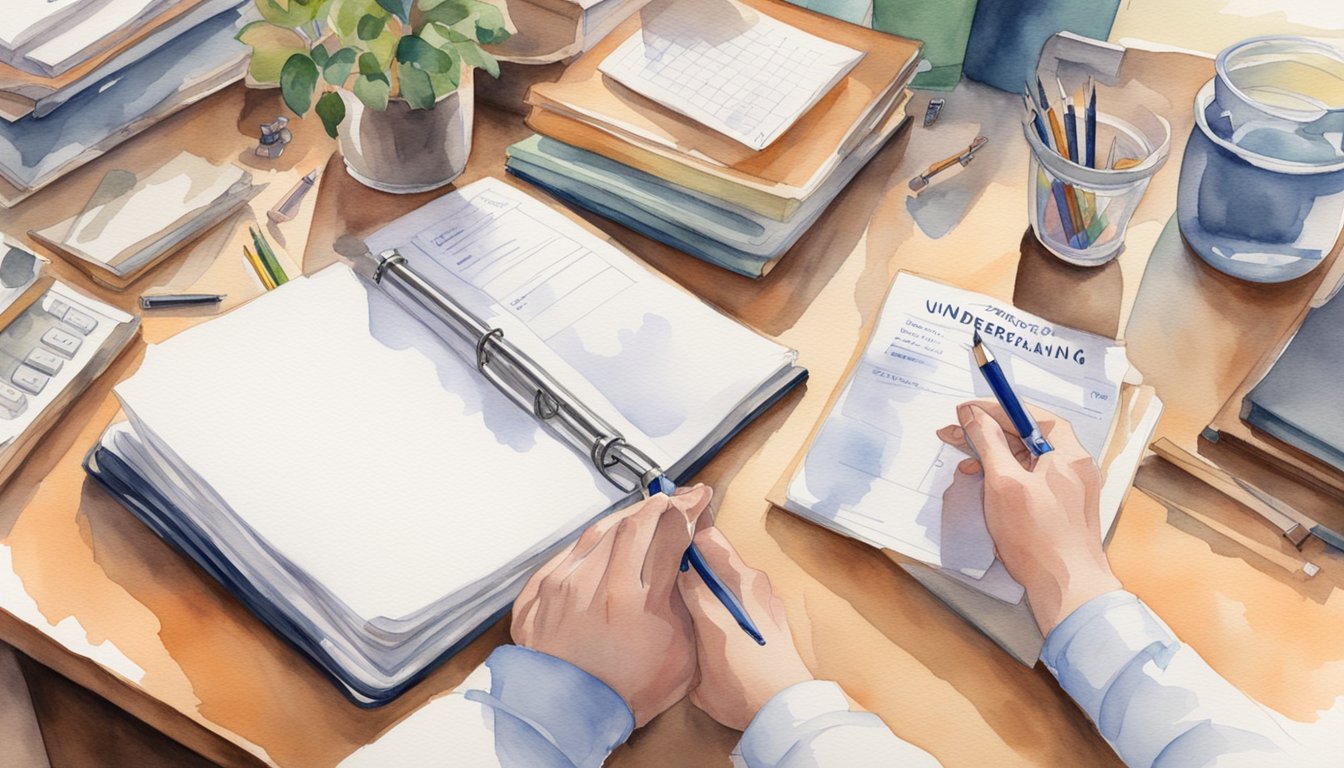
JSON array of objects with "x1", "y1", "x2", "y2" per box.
[
  {"x1": 0, "y1": 0, "x2": 250, "y2": 206},
  {"x1": 505, "y1": 0, "x2": 921, "y2": 277}
]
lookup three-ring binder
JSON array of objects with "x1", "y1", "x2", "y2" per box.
[{"x1": 366, "y1": 248, "x2": 663, "y2": 495}]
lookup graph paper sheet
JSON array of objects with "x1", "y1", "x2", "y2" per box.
[{"x1": 597, "y1": 0, "x2": 863, "y2": 151}]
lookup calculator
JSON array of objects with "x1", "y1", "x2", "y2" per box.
[{"x1": 0, "y1": 244, "x2": 139, "y2": 487}]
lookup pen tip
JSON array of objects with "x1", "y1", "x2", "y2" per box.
[{"x1": 972, "y1": 330, "x2": 983, "y2": 346}]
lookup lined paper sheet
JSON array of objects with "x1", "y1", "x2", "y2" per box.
[{"x1": 597, "y1": 0, "x2": 863, "y2": 150}]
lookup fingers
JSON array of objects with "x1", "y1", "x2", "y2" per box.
[
  {"x1": 605, "y1": 484, "x2": 711, "y2": 595},
  {"x1": 678, "y1": 527, "x2": 770, "y2": 629},
  {"x1": 958, "y1": 403, "x2": 1027, "y2": 477}
]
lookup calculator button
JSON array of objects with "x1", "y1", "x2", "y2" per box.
[
  {"x1": 25, "y1": 348, "x2": 63, "y2": 376},
  {"x1": 0, "y1": 382, "x2": 26, "y2": 418},
  {"x1": 41, "y1": 327, "x2": 82, "y2": 358},
  {"x1": 63, "y1": 308, "x2": 98, "y2": 335},
  {"x1": 45, "y1": 298, "x2": 72, "y2": 320},
  {"x1": 12, "y1": 365, "x2": 48, "y2": 395}
]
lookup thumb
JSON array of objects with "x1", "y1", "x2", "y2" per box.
[{"x1": 958, "y1": 404, "x2": 1024, "y2": 478}]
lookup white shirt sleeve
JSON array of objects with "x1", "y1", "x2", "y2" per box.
[
  {"x1": 1042, "y1": 590, "x2": 1303, "y2": 767},
  {"x1": 733, "y1": 680, "x2": 941, "y2": 767},
  {"x1": 338, "y1": 645, "x2": 634, "y2": 768}
]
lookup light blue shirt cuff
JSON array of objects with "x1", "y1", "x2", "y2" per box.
[
  {"x1": 739, "y1": 680, "x2": 888, "y2": 766},
  {"x1": 1040, "y1": 589, "x2": 1177, "y2": 718},
  {"x1": 467, "y1": 645, "x2": 635, "y2": 768}
]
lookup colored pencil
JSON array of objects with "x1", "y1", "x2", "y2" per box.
[
  {"x1": 1085, "y1": 78, "x2": 1098, "y2": 168},
  {"x1": 1060, "y1": 80, "x2": 1079, "y2": 164},
  {"x1": 249, "y1": 227, "x2": 289, "y2": 286},
  {"x1": 244, "y1": 245, "x2": 276, "y2": 290}
]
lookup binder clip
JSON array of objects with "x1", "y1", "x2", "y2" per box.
[
  {"x1": 908, "y1": 136, "x2": 988, "y2": 193},
  {"x1": 923, "y1": 98, "x2": 945, "y2": 127},
  {"x1": 255, "y1": 117, "x2": 293, "y2": 159}
]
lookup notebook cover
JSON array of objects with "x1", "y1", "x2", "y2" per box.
[
  {"x1": 525, "y1": 0, "x2": 921, "y2": 197},
  {"x1": 1242, "y1": 288, "x2": 1344, "y2": 472}
]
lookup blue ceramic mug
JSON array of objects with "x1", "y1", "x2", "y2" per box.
[{"x1": 1178, "y1": 38, "x2": 1344, "y2": 283}]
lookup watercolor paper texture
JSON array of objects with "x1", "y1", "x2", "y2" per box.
[{"x1": 1, "y1": 1, "x2": 1343, "y2": 766}]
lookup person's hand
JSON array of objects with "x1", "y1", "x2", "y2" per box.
[
  {"x1": 511, "y1": 486, "x2": 713, "y2": 727},
  {"x1": 937, "y1": 400, "x2": 1121, "y2": 634},
  {"x1": 677, "y1": 527, "x2": 813, "y2": 731}
]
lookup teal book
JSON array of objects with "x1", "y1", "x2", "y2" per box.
[
  {"x1": 1243, "y1": 286, "x2": 1344, "y2": 471},
  {"x1": 505, "y1": 101, "x2": 908, "y2": 277}
]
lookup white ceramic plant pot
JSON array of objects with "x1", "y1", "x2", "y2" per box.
[{"x1": 338, "y1": 67, "x2": 474, "y2": 194}]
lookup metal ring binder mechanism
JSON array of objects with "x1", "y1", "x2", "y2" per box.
[{"x1": 361, "y1": 246, "x2": 766, "y2": 645}]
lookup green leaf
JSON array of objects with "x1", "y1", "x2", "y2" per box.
[
  {"x1": 396, "y1": 35, "x2": 453, "y2": 74},
  {"x1": 398, "y1": 65, "x2": 436, "y2": 110},
  {"x1": 323, "y1": 47, "x2": 358, "y2": 85},
  {"x1": 328, "y1": 0, "x2": 384, "y2": 40},
  {"x1": 255, "y1": 0, "x2": 330, "y2": 27},
  {"x1": 354, "y1": 51, "x2": 391, "y2": 111},
  {"x1": 281, "y1": 61, "x2": 319, "y2": 117},
  {"x1": 357, "y1": 51, "x2": 385, "y2": 78},
  {"x1": 428, "y1": 45, "x2": 461, "y2": 94},
  {"x1": 418, "y1": 0, "x2": 471, "y2": 29},
  {"x1": 236, "y1": 21, "x2": 308, "y2": 84},
  {"x1": 375, "y1": 0, "x2": 410, "y2": 22},
  {"x1": 315, "y1": 91, "x2": 346, "y2": 137},
  {"x1": 353, "y1": 73, "x2": 390, "y2": 110},
  {"x1": 467, "y1": 0, "x2": 508, "y2": 44},
  {"x1": 280, "y1": 53, "x2": 320, "y2": 115},
  {"x1": 310, "y1": 44, "x2": 330, "y2": 67},
  {"x1": 454, "y1": 39, "x2": 498, "y2": 78},
  {"x1": 356, "y1": 13, "x2": 386, "y2": 40}
]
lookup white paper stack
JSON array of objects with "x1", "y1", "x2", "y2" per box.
[{"x1": 0, "y1": 4, "x2": 249, "y2": 205}]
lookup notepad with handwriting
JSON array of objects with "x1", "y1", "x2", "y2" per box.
[
  {"x1": 597, "y1": 0, "x2": 862, "y2": 150},
  {"x1": 86, "y1": 178, "x2": 806, "y2": 704}
]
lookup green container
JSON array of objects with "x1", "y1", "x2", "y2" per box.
[{"x1": 874, "y1": 0, "x2": 979, "y2": 90}]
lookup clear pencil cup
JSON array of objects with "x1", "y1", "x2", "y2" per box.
[{"x1": 1024, "y1": 109, "x2": 1170, "y2": 266}]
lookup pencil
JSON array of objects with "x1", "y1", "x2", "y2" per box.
[
  {"x1": 250, "y1": 227, "x2": 289, "y2": 286},
  {"x1": 1060, "y1": 80, "x2": 1079, "y2": 164},
  {"x1": 244, "y1": 245, "x2": 276, "y2": 290},
  {"x1": 1085, "y1": 78, "x2": 1097, "y2": 169}
]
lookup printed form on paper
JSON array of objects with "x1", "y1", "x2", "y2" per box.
[{"x1": 785, "y1": 273, "x2": 1131, "y2": 602}]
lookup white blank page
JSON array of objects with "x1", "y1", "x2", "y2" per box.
[{"x1": 115, "y1": 267, "x2": 623, "y2": 621}]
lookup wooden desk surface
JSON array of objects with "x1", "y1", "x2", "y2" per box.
[{"x1": 1, "y1": 46, "x2": 1342, "y2": 767}]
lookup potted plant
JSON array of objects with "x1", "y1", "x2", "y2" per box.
[{"x1": 238, "y1": 0, "x2": 509, "y2": 193}]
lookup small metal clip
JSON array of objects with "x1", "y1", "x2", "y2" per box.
[
  {"x1": 923, "y1": 98, "x2": 945, "y2": 128},
  {"x1": 255, "y1": 116, "x2": 293, "y2": 159},
  {"x1": 908, "y1": 135, "x2": 989, "y2": 193}
]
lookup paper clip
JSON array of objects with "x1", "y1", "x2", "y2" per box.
[{"x1": 908, "y1": 136, "x2": 989, "y2": 193}]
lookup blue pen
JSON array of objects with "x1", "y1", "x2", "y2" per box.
[
  {"x1": 647, "y1": 475, "x2": 766, "y2": 646},
  {"x1": 970, "y1": 331, "x2": 1053, "y2": 456}
]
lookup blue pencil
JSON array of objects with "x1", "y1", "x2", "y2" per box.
[
  {"x1": 1051, "y1": 180, "x2": 1081, "y2": 249},
  {"x1": 647, "y1": 475, "x2": 766, "y2": 645},
  {"x1": 1061, "y1": 81, "x2": 1079, "y2": 164},
  {"x1": 1086, "y1": 79, "x2": 1097, "y2": 168}
]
